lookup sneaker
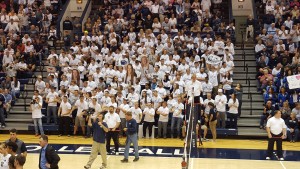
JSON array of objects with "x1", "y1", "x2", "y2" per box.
[
  {"x1": 1, "y1": 125, "x2": 5, "y2": 128},
  {"x1": 58, "y1": 134, "x2": 62, "y2": 137},
  {"x1": 133, "y1": 158, "x2": 139, "y2": 162},
  {"x1": 84, "y1": 166, "x2": 90, "y2": 169},
  {"x1": 203, "y1": 138, "x2": 209, "y2": 142},
  {"x1": 115, "y1": 152, "x2": 119, "y2": 155},
  {"x1": 121, "y1": 158, "x2": 128, "y2": 163},
  {"x1": 99, "y1": 166, "x2": 106, "y2": 169},
  {"x1": 279, "y1": 158, "x2": 284, "y2": 161},
  {"x1": 67, "y1": 135, "x2": 71, "y2": 137},
  {"x1": 266, "y1": 157, "x2": 271, "y2": 160}
]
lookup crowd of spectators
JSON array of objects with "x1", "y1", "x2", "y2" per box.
[
  {"x1": 0, "y1": 0, "x2": 240, "y2": 141},
  {"x1": 0, "y1": 0, "x2": 65, "y2": 128},
  {"x1": 253, "y1": 0, "x2": 300, "y2": 142},
  {"x1": 32, "y1": 0, "x2": 242, "y2": 140}
]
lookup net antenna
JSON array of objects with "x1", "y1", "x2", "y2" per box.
[{"x1": 182, "y1": 91, "x2": 196, "y2": 169}]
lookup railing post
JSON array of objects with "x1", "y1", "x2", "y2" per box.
[{"x1": 250, "y1": 92, "x2": 253, "y2": 115}]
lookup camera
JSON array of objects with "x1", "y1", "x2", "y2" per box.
[
  {"x1": 30, "y1": 99, "x2": 37, "y2": 104},
  {"x1": 83, "y1": 108, "x2": 96, "y2": 118}
]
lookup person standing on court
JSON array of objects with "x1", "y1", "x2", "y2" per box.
[
  {"x1": 156, "y1": 101, "x2": 170, "y2": 139},
  {"x1": 39, "y1": 135, "x2": 60, "y2": 169},
  {"x1": 121, "y1": 112, "x2": 139, "y2": 163},
  {"x1": 104, "y1": 105, "x2": 121, "y2": 154},
  {"x1": 215, "y1": 89, "x2": 227, "y2": 128},
  {"x1": 208, "y1": 102, "x2": 218, "y2": 142},
  {"x1": 5, "y1": 129, "x2": 27, "y2": 157},
  {"x1": 84, "y1": 113, "x2": 108, "y2": 169},
  {"x1": 266, "y1": 110, "x2": 287, "y2": 161},
  {"x1": 58, "y1": 96, "x2": 72, "y2": 137},
  {"x1": 30, "y1": 95, "x2": 44, "y2": 136}
]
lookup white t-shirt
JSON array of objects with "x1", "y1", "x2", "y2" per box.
[
  {"x1": 60, "y1": 101, "x2": 72, "y2": 117},
  {"x1": 143, "y1": 107, "x2": 155, "y2": 122},
  {"x1": 35, "y1": 80, "x2": 46, "y2": 93},
  {"x1": 75, "y1": 100, "x2": 88, "y2": 116},
  {"x1": 130, "y1": 107, "x2": 143, "y2": 123},
  {"x1": 228, "y1": 99, "x2": 239, "y2": 114},
  {"x1": 157, "y1": 106, "x2": 169, "y2": 122},
  {"x1": 104, "y1": 112, "x2": 121, "y2": 129},
  {"x1": 266, "y1": 117, "x2": 287, "y2": 135},
  {"x1": 0, "y1": 153, "x2": 11, "y2": 169},
  {"x1": 46, "y1": 91, "x2": 58, "y2": 106},
  {"x1": 119, "y1": 104, "x2": 130, "y2": 119},
  {"x1": 173, "y1": 102, "x2": 184, "y2": 118},
  {"x1": 215, "y1": 94, "x2": 227, "y2": 112},
  {"x1": 31, "y1": 99, "x2": 43, "y2": 118}
]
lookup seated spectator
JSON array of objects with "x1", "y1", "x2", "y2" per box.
[
  {"x1": 260, "y1": 100, "x2": 275, "y2": 129},
  {"x1": 286, "y1": 113, "x2": 299, "y2": 143},
  {"x1": 11, "y1": 77, "x2": 20, "y2": 100}
]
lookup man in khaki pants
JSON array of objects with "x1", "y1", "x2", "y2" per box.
[{"x1": 84, "y1": 113, "x2": 108, "y2": 169}]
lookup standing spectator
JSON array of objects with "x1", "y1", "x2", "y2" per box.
[
  {"x1": 30, "y1": 95, "x2": 44, "y2": 136},
  {"x1": 227, "y1": 93, "x2": 239, "y2": 129},
  {"x1": 121, "y1": 112, "x2": 139, "y2": 163},
  {"x1": 63, "y1": 16, "x2": 73, "y2": 35},
  {"x1": 84, "y1": 113, "x2": 108, "y2": 169},
  {"x1": 38, "y1": 135, "x2": 60, "y2": 169},
  {"x1": 156, "y1": 101, "x2": 169, "y2": 139},
  {"x1": 266, "y1": 110, "x2": 286, "y2": 161},
  {"x1": 234, "y1": 83, "x2": 243, "y2": 117},
  {"x1": 142, "y1": 102, "x2": 155, "y2": 138},
  {"x1": 171, "y1": 97, "x2": 184, "y2": 138},
  {"x1": 286, "y1": 113, "x2": 299, "y2": 143},
  {"x1": 58, "y1": 96, "x2": 72, "y2": 137},
  {"x1": 104, "y1": 106, "x2": 121, "y2": 154},
  {"x1": 215, "y1": 89, "x2": 227, "y2": 128},
  {"x1": 5, "y1": 128, "x2": 27, "y2": 157},
  {"x1": 0, "y1": 88, "x2": 6, "y2": 128},
  {"x1": 129, "y1": 102, "x2": 142, "y2": 135},
  {"x1": 72, "y1": 94, "x2": 88, "y2": 136},
  {"x1": 45, "y1": 86, "x2": 59, "y2": 124}
]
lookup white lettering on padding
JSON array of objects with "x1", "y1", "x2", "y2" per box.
[{"x1": 75, "y1": 146, "x2": 92, "y2": 153}]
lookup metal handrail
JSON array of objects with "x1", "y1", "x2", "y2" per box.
[
  {"x1": 245, "y1": 64, "x2": 249, "y2": 84},
  {"x1": 243, "y1": 50, "x2": 246, "y2": 71},
  {"x1": 248, "y1": 77, "x2": 251, "y2": 99},
  {"x1": 249, "y1": 92, "x2": 253, "y2": 115}
]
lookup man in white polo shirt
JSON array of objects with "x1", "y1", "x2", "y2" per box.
[
  {"x1": 266, "y1": 110, "x2": 286, "y2": 161},
  {"x1": 104, "y1": 106, "x2": 121, "y2": 154}
]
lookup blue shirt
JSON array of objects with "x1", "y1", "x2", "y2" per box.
[
  {"x1": 126, "y1": 118, "x2": 137, "y2": 135},
  {"x1": 40, "y1": 145, "x2": 48, "y2": 169},
  {"x1": 92, "y1": 120, "x2": 107, "y2": 143}
]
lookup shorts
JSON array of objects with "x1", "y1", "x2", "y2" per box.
[
  {"x1": 201, "y1": 125, "x2": 207, "y2": 130},
  {"x1": 75, "y1": 116, "x2": 86, "y2": 127}
]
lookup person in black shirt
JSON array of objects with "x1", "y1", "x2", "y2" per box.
[
  {"x1": 84, "y1": 113, "x2": 108, "y2": 169},
  {"x1": 121, "y1": 112, "x2": 139, "y2": 163},
  {"x1": 0, "y1": 88, "x2": 6, "y2": 127},
  {"x1": 286, "y1": 113, "x2": 299, "y2": 143},
  {"x1": 260, "y1": 100, "x2": 275, "y2": 129},
  {"x1": 208, "y1": 102, "x2": 218, "y2": 142},
  {"x1": 196, "y1": 110, "x2": 209, "y2": 142},
  {"x1": 63, "y1": 16, "x2": 73, "y2": 32},
  {"x1": 26, "y1": 52, "x2": 37, "y2": 72}
]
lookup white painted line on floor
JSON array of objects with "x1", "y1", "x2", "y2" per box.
[
  {"x1": 191, "y1": 158, "x2": 194, "y2": 169},
  {"x1": 280, "y1": 161, "x2": 287, "y2": 169}
]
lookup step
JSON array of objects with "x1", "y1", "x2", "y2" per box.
[
  {"x1": 234, "y1": 67, "x2": 257, "y2": 72},
  {"x1": 242, "y1": 95, "x2": 263, "y2": 101},
  {"x1": 238, "y1": 127, "x2": 267, "y2": 136},
  {"x1": 240, "y1": 115, "x2": 261, "y2": 118},
  {"x1": 235, "y1": 50, "x2": 255, "y2": 55},
  {"x1": 9, "y1": 110, "x2": 32, "y2": 114},
  {"x1": 242, "y1": 102, "x2": 264, "y2": 109},
  {"x1": 241, "y1": 110, "x2": 262, "y2": 116},
  {"x1": 233, "y1": 74, "x2": 256, "y2": 79},
  {"x1": 237, "y1": 118, "x2": 260, "y2": 127},
  {"x1": 234, "y1": 61, "x2": 257, "y2": 67},
  {"x1": 1, "y1": 122, "x2": 30, "y2": 130},
  {"x1": 5, "y1": 118, "x2": 32, "y2": 123},
  {"x1": 242, "y1": 105, "x2": 264, "y2": 110}
]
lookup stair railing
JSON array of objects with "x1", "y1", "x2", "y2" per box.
[
  {"x1": 247, "y1": 77, "x2": 252, "y2": 115},
  {"x1": 245, "y1": 64, "x2": 249, "y2": 84}
]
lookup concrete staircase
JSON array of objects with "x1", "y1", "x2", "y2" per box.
[{"x1": 234, "y1": 44, "x2": 266, "y2": 137}]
